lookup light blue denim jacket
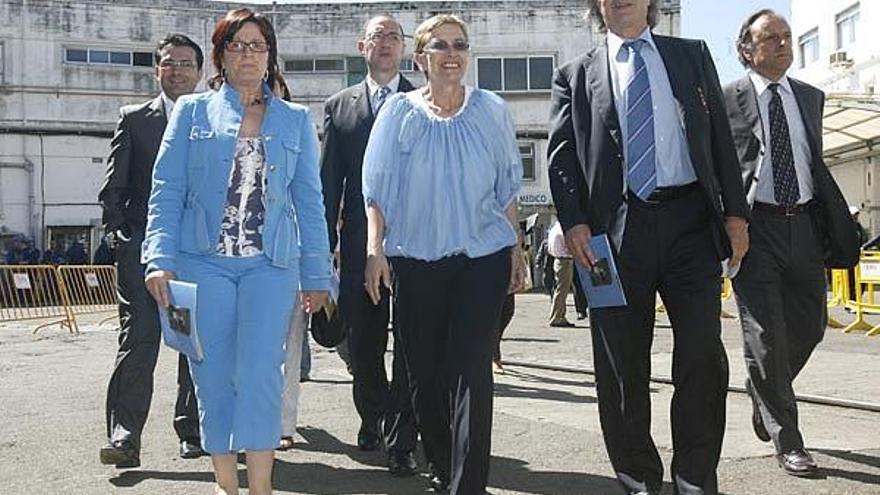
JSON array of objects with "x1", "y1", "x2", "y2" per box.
[{"x1": 142, "y1": 83, "x2": 331, "y2": 291}]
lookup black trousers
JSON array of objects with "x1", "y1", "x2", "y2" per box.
[
  {"x1": 572, "y1": 269, "x2": 588, "y2": 315},
  {"x1": 590, "y1": 190, "x2": 727, "y2": 495},
  {"x1": 338, "y1": 285, "x2": 416, "y2": 453},
  {"x1": 105, "y1": 230, "x2": 199, "y2": 448},
  {"x1": 493, "y1": 294, "x2": 515, "y2": 362},
  {"x1": 733, "y1": 208, "x2": 826, "y2": 454},
  {"x1": 391, "y1": 249, "x2": 510, "y2": 495}
]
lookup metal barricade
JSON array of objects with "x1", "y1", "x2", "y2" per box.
[
  {"x1": 842, "y1": 252, "x2": 880, "y2": 336},
  {"x1": 0, "y1": 265, "x2": 77, "y2": 333},
  {"x1": 826, "y1": 269, "x2": 849, "y2": 329},
  {"x1": 55, "y1": 265, "x2": 118, "y2": 321}
]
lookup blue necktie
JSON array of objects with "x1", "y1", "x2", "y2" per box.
[
  {"x1": 768, "y1": 83, "x2": 800, "y2": 208},
  {"x1": 623, "y1": 40, "x2": 657, "y2": 200},
  {"x1": 375, "y1": 85, "x2": 391, "y2": 113}
]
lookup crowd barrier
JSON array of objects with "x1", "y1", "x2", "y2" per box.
[
  {"x1": 0, "y1": 264, "x2": 119, "y2": 334},
  {"x1": 827, "y1": 251, "x2": 880, "y2": 336}
]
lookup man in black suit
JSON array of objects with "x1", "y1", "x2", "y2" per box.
[
  {"x1": 724, "y1": 10, "x2": 859, "y2": 478},
  {"x1": 548, "y1": 1, "x2": 749, "y2": 493},
  {"x1": 320, "y1": 15, "x2": 418, "y2": 476},
  {"x1": 98, "y1": 34, "x2": 204, "y2": 468}
]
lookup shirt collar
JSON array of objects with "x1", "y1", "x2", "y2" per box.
[
  {"x1": 748, "y1": 69, "x2": 793, "y2": 98},
  {"x1": 607, "y1": 27, "x2": 656, "y2": 61},
  {"x1": 366, "y1": 73, "x2": 400, "y2": 96},
  {"x1": 159, "y1": 92, "x2": 174, "y2": 116}
]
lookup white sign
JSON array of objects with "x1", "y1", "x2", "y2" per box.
[
  {"x1": 519, "y1": 192, "x2": 551, "y2": 206},
  {"x1": 84, "y1": 273, "x2": 100, "y2": 288},
  {"x1": 859, "y1": 260, "x2": 880, "y2": 281},
  {"x1": 12, "y1": 273, "x2": 31, "y2": 290}
]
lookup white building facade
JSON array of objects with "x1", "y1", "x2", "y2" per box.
[
  {"x1": 0, "y1": 0, "x2": 681, "y2": 256},
  {"x1": 791, "y1": 0, "x2": 880, "y2": 236}
]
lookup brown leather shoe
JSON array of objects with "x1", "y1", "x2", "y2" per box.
[{"x1": 777, "y1": 448, "x2": 819, "y2": 477}]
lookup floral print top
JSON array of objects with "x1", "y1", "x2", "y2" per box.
[{"x1": 216, "y1": 137, "x2": 266, "y2": 257}]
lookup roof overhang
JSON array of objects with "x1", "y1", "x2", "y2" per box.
[{"x1": 823, "y1": 94, "x2": 880, "y2": 164}]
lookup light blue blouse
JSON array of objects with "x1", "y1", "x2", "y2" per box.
[{"x1": 362, "y1": 87, "x2": 522, "y2": 261}]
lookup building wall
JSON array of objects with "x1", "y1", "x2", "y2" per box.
[
  {"x1": 791, "y1": 0, "x2": 880, "y2": 236},
  {"x1": 0, "y1": 0, "x2": 681, "y2": 253}
]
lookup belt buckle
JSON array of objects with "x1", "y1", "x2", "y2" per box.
[{"x1": 784, "y1": 205, "x2": 796, "y2": 217}]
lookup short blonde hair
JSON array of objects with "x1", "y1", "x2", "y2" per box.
[{"x1": 412, "y1": 14, "x2": 469, "y2": 54}]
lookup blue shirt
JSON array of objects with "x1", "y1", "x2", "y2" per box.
[
  {"x1": 608, "y1": 28, "x2": 697, "y2": 187},
  {"x1": 362, "y1": 87, "x2": 522, "y2": 261}
]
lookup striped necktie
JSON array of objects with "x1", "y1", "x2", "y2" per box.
[
  {"x1": 768, "y1": 83, "x2": 800, "y2": 208},
  {"x1": 623, "y1": 39, "x2": 657, "y2": 200},
  {"x1": 375, "y1": 85, "x2": 391, "y2": 113}
]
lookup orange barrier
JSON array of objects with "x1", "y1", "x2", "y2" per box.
[{"x1": 0, "y1": 265, "x2": 77, "y2": 333}]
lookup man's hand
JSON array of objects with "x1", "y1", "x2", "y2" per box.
[
  {"x1": 564, "y1": 224, "x2": 597, "y2": 268},
  {"x1": 145, "y1": 270, "x2": 175, "y2": 308},
  {"x1": 301, "y1": 291, "x2": 329, "y2": 314},
  {"x1": 364, "y1": 252, "x2": 392, "y2": 305},
  {"x1": 725, "y1": 216, "x2": 749, "y2": 271}
]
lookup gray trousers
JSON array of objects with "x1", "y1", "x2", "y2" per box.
[{"x1": 733, "y1": 208, "x2": 826, "y2": 454}]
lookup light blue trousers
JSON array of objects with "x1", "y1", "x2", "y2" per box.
[{"x1": 178, "y1": 253, "x2": 298, "y2": 454}]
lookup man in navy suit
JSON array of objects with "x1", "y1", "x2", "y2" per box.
[
  {"x1": 548, "y1": 1, "x2": 749, "y2": 493},
  {"x1": 320, "y1": 15, "x2": 418, "y2": 476}
]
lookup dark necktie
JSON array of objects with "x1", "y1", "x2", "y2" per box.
[
  {"x1": 623, "y1": 39, "x2": 656, "y2": 200},
  {"x1": 768, "y1": 83, "x2": 800, "y2": 207}
]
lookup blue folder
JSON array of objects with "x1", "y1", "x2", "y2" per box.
[
  {"x1": 159, "y1": 280, "x2": 204, "y2": 362},
  {"x1": 574, "y1": 234, "x2": 627, "y2": 308}
]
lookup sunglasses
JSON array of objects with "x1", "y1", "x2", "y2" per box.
[
  {"x1": 158, "y1": 59, "x2": 197, "y2": 69},
  {"x1": 423, "y1": 39, "x2": 470, "y2": 53}
]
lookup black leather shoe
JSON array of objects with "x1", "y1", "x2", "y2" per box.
[
  {"x1": 746, "y1": 380, "x2": 771, "y2": 442},
  {"x1": 549, "y1": 320, "x2": 576, "y2": 328},
  {"x1": 100, "y1": 440, "x2": 140, "y2": 468},
  {"x1": 179, "y1": 439, "x2": 205, "y2": 459},
  {"x1": 357, "y1": 432, "x2": 381, "y2": 451},
  {"x1": 777, "y1": 448, "x2": 819, "y2": 477},
  {"x1": 388, "y1": 450, "x2": 417, "y2": 477},
  {"x1": 428, "y1": 473, "x2": 450, "y2": 492}
]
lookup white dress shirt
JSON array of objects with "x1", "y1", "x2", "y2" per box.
[
  {"x1": 160, "y1": 92, "x2": 175, "y2": 118},
  {"x1": 547, "y1": 222, "x2": 571, "y2": 259},
  {"x1": 607, "y1": 28, "x2": 697, "y2": 188},
  {"x1": 748, "y1": 71, "x2": 814, "y2": 205},
  {"x1": 366, "y1": 73, "x2": 401, "y2": 114}
]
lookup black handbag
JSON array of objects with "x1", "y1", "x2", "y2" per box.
[{"x1": 309, "y1": 299, "x2": 345, "y2": 348}]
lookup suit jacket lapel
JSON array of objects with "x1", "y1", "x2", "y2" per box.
[
  {"x1": 588, "y1": 43, "x2": 622, "y2": 149},
  {"x1": 736, "y1": 78, "x2": 764, "y2": 146},
  {"x1": 398, "y1": 75, "x2": 415, "y2": 93},
  {"x1": 353, "y1": 80, "x2": 374, "y2": 124},
  {"x1": 146, "y1": 96, "x2": 167, "y2": 147}
]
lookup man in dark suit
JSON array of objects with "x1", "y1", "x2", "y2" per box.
[
  {"x1": 320, "y1": 15, "x2": 418, "y2": 476},
  {"x1": 98, "y1": 34, "x2": 204, "y2": 468},
  {"x1": 724, "y1": 10, "x2": 859, "y2": 478},
  {"x1": 548, "y1": 1, "x2": 749, "y2": 493}
]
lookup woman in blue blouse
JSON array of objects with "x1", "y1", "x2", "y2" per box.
[
  {"x1": 143, "y1": 9, "x2": 329, "y2": 495},
  {"x1": 363, "y1": 14, "x2": 525, "y2": 494}
]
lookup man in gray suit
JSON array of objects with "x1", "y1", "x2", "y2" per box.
[
  {"x1": 724, "y1": 10, "x2": 858, "y2": 477},
  {"x1": 98, "y1": 34, "x2": 204, "y2": 468}
]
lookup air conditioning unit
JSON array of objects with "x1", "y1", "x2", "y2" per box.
[{"x1": 829, "y1": 50, "x2": 853, "y2": 68}]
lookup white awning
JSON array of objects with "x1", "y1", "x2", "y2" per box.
[{"x1": 823, "y1": 95, "x2": 880, "y2": 156}]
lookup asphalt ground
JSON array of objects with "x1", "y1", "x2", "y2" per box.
[{"x1": 1, "y1": 293, "x2": 879, "y2": 494}]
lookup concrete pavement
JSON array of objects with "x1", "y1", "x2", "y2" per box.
[{"x1": 0, "y1": 293, "x2": 878, "y2": 494}]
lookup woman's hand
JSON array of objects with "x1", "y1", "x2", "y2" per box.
[
  {"x1": 301, "y1": 291, "x2": 329, "y2": 314},
  {"x1": 508, "y1": 248, "x2": 527, "y2": 294},
  {"x1": 364, "y1": 252, "x2": 392, "y2": 305},
  {"x1": 145, "y1": 270, "x2": 176, "y2": 308}
]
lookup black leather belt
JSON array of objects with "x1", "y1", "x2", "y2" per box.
[
  {"x1": 753, "y1": 201, "x2": 814, "y2": 217},
  {"x1": 631, "y1": 182, "x2": 699, "y2": 205}
]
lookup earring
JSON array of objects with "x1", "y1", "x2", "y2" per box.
[{"x1": 263, "y1": 70, "x2": 270, "y2": 82}]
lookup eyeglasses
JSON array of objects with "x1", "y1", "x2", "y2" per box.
[
  {"x1": 423, "y1": 39, "x2": 470, "y2": 53},
  {"x1": 226, "y1": 40, "x2": 270, "y2": 53},
  {"x1": 366, "y1": 31, "x2": 404, "y2": 44},
  {"x1": 159, "y1": 59, "x2": 197, "y2": 69}
]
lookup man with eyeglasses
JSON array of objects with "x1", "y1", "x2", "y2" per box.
[
  {"x1": 320, "y1": 14, "x2": 418, "y2": 477},
  {"x1": 98, "y1": 33, "x2": 204, "y2": 469}
]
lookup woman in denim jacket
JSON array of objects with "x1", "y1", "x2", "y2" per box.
[{"x1": 143, "y1": 9, "x2": 329, "y2": 495}]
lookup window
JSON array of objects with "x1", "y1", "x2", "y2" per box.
[
  {"x1": 798, "y1": 28, "x2": 819, "y2": 69},
  {"x1": 519, "y1": 142, "x2": 536, "y2": 181},
  {"x1": 400, "y1": 57, "x2": 415, "y2": 72},
  {"x1": 64, "y1": 47, "x2": 152, "y2": 67},
  {"x1": 283, "y1": 57, "x2": 345, "y2": 73},
  {"x1": 836, "y1": 3, "x2": 860, "y2": 49},
  {"x1": 477, "y1": 56, "x2": 554, "y2": 92}
]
